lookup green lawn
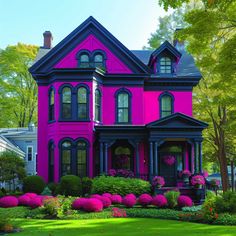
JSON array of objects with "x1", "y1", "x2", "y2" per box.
[{"x1": 14, "y1": 218, "x2": 236, "y2": 236}]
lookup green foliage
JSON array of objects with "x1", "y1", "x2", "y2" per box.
[
  {"x1": 81, "y1": 177, "x2": 93, "y2": 196},
  {"x1": 41, "y1": 186, "x2": 52, "y2": 196},
  {"x1": 0, "y1": 43, "x2": 38, "y2": 127},
  {"x1": 47, "y1": 183, "x2": 58, "y2": 195},
  {"x1": 202, "y1": 197, "x2": 218, "y2": 223},
  {"x1": 0, "y1": 206, "x2": 29, "y2": 218},
  {"x1": 23, "y1": 175, "x2": 46, "y2": 194},
  {"x1": 91, "y1": 175, "x2": 151, "y2": 196},
  {"x1": 58, "y1": 175, "x2": 82, "y2": 197},
  {"x1": 0, "y1": 212, "x2": 11, "y2": 231},
  {"x1": 182, "y1": 205, "x2": 202, "y2": 212},
  {"x1": 0, "y1": 151, "x2": 26, "y2": 190},
  {"x1": 164, "y1": 191, "x2": 180, "y2": 208},
  {"x1": 214, "y1": 213, "x2": 236, "y2": 226},
  {"x1": 43, "y1": 197, "x2": 60, "y2": 217},
  {"x1": 25, "y1": 207, "x2": 45, "y2": 219},
  {"x1": 57, "y1": 196, "x2": 75, "y2": 218},
  {"x1": 215, "y1": 191, "x2": 236, "y2": 213}
]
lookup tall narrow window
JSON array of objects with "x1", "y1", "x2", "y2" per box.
[
  {"x1": 78, "y1": 53, "x2": 90, "y2": 68},
  {"x1": 76, "y1": 140, "x2": 87, "y2": 177},
  {"x1": 160, "y1": 93, "x2": 173, "y2": 118},
  {"x1": 159, "y1": 57, "x2": 172, "y2": 74},
  {"x1": 116, "y1": 90, "x2": 131, "y2": 123},
  {"x1": 61, "y1": 141, "x2": 72, "y2": 176},
  {"x1": 77, "y1": 87, "x2": 88, "y2": 120},
  {"x1": 49, "y1": 88, "x2": 55, "y2": 121},
  {"x1": 62, "y1": 87, "x2": 72, "y2": 119},
  {"x1": 27, "y1": 146, "x2": 33, "y2": 161},
  {"x1": 94, "y1": 53, "x2": 104, "y2": 69},
  {"x1": 95, "y1": 89, "x2": 101, "y2": 122},
  {"x1": 48, "y1": 142, "x2": 54, "y2": 182}
]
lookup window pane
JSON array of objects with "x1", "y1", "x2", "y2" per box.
[
  {"x1": 78, "y1": 104, "x2": 87, "y2": 119},
  {"x1": 62, "y1": 87, "x2": 71, "y2": 103},
  {"x1": 62, "y1": 104, "x2": 72, "y2": 119},
  {"x1": 62, "y1": 141, "x2": 71, "y2": 148},
  {"x1": 159, "y1": 57, "x2": 172, "y2": 73},
  {"x1": 118, "y1": 93, "x2": 128, "y2": 108},
  {"x1": 62, "y1": 149, "x2": 71, "y2": 176},
  {"x1": 77, "y1": 141, "x2": 86, "y2": 148},
  {"x1": 162, "y1": 96, "x2": 171, "y2": 110},
  {"x1": 50, "y1": 90, "x2": 54, "y2": 105},
  {"x1": 80, "y1": 54, "x2": 89, "y2": 62},
  {"x1": 118, "y1": 108, "x2": 128, "y2": 122},
  {"x1": 77, "y1": 88, "x2": 87, "y2": 103},
  {"x1": 94, "y1": 54, "x2": 103, "y2": 62},
  {"x1": 77, "y1": 147, "x2": 87, "y2": 177},
  {"x1": 27, "y1": 147, "x2": 33, "y2": 161}
]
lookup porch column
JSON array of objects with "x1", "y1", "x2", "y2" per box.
[
  {"x1": 99, "y1": 142, "x2": 104, "y2": 173},
  {"x1": 135, "y1": 142, "x2": 140, "y2": 177},
  {"x1": 191, "y1": 143, "x2": 194, "y2": 174},
  {"x1": 104, "y1": 143, "x2": 108, "y2": 174},
  {"x1": 194, "y1": 142, "x2": 199, "y2": 174},
  {"x1": 154, "y1": 142, "x2": 158, "y2": 176},
  {"x1": 149, "y1": 142, "x2": 154, "y2": 181},
  {"x1": 198, "y1": 141, "x2": 202, "y2": 174}
]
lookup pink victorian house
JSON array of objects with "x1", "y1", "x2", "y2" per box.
[{"x1": 30, "y1": 17, "x2": 207, "y2": 187}]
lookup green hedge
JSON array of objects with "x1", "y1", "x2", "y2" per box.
[
  {"x1": 23, "y1": 175, "x2": 46, "y2": 194},
  {"x1": 58, "y1": 175, "x2": 82, "y2": 196},
  {"x1": 91, "y1": 175, "x2": 151, "y2": 196}
]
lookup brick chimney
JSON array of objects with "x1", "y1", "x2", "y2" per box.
[{"x1": 43, "y1": 31, "x2": 53, "y2": 49}]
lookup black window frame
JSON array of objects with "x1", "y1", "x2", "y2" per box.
[
  {"x1": 48, "y1": 87, "x2": 55, "y2": 122},
  {"x1": 95, "y1": 89, "x2": 101, "y2": 122},
  {"x1": 159, "y1": 92, "x2": 174, "y2": 118},
  {"x1": 60, "y1": 139, "x2": 73, "y2": 177},
  {"x1": 76, "y1": 50, "x2": 91, "y2": 68}
]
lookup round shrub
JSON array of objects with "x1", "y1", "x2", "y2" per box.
[
  {"x1": 91, "y1": 176, "x2": 151, "y2": 196},
  {"x1": 90, "y1": 194, "x2": 101, "y2": 199},
  {"x1": 152, "y1": 195, "x2": 167, "y2": 208},
  {"x1": 28, "y1": 197, "x2": 43, "y2": 209},
  {"x1": 72, "y1": 198, "x2": 88, "y2": 210},
  {"x1": 126, "y1": 194, "x2": 136, "y2": 200},
  {"x1": 18, "y1": 195, "x2": 31, "y2": 206},
  {"x1": 59, "y1": 175, "x2": 82, "y2": 196},
  {"x1": 99, "y1": 196, "x2": 111, "y2": 208},
  {"x1": 23, "y1": 175, "x2": 46, "y2": 194},
  {"x1": 178, "y1": 195, "x2": 193, "y2": 207},
  {"x1": 82, "y1": 177, "x2": 93, "y2": 196},
  {"x1": 47, "y1": 183, "x2": 58, "y2": 195},
  {"x1": 83, "y1": 198, "x2": 103, "y2": 212},
  {"x1": 0, "y1": 196, "x2": 18, "y2": 208},
  {"x1": 122, "y1": 196, "x2": 136, "y2": 208},
  {"x1": 24, "y1": 193, "x2": 38, "y2": 198},
  {"x1": 138, "y1": 194, "x2": 152, "y2": 207},
  {"x1": 102, "y1": 193, "x2": 112, "y2": 199},
  {"x1": 111, "y1": 194, "x2": 122, "y2": 204},
  {"x1": 164, "y1": 190, "x2": 180, "y2": 209}
]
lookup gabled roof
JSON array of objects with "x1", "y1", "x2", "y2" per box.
[
  {"x1": 30, "y1": 16, "x2": 150, "y2": 75},
  {"x1": 147, "y1": 112, "x2": 208, "y2": 130},
  {"x1": 149, "y1": 41, "x2": 182, "y2": 63}
]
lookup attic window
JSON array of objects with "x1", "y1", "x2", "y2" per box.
[
  {"x1": 78, "y1": 53, "x2": 90, "y2": 68},
  {"x1": 94, "y1": 53, "x2": 104, "y2": 68},
  {"x1": 159, "y1": 57, "x2": 172, "y2": 74}
]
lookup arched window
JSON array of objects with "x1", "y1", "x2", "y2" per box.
[
  {"x1": 159, "y1": 93, "x2": 174, "y2": 118},
  {"x1": 116, "y1": 89, "x2": 131, "y2": 123},
  {"x1": 95, "y1": 89, "x2": 101, "y2": 122},
  {"x1": 159, "y1": 57, "x2": 172, "y2": 74},
  {"x1": 48, "y1": 141, "x2": 54, "y2": 182},
  {"x1": 61, "y1": 87, "x2": 72, "y2": 119},
  {"x1": 76, "y1": 140, "x2": 88, "y2": 177},
  {"x1": 77, "y1": 86, "x2": 89, "y2": 120},
  {"x1": 94, "y1": 53, "x2": 104, "y2": 69},
  {"x1": 48, "y1": 88, "x2": 55, "y2": 121},
  {"x1": 78, "y1": 53, "x2": 90, "y2": 68},
  {"x1": 61, "y1": 140, "x2": 72, "y2": 176}
]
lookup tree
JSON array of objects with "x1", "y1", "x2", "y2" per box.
[
  {"x1": 0, "y1": 151, "x2": 26, "y2": 190},
  {"x1": 155, "y1": 0, "x2": 236, "y2": 192},
  {"x1": 0, "y1": 43, "x2": 38, "y2": 127}
]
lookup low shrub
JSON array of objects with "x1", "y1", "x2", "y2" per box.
[
  {"x1": 91, "y1": 176, "x2": 151, "y2": 196},
  {"x1": 122, "y1": 195, "x2": 136, "y2": 208},
  {"x1": 83, "y1": 198, "x2": 103, "y2": 212},
  {"x1": 43, "y1": 197, "x2": 60, "y2": 217},
  {"x1": 110, "y1": 194, "x2": 122, "y2": 204},
  {"x1": 214, "y1": 213, "x2": 236, "y2": 225},
  {"x1": 182, "y1": 205, "x2": 202, "y2": 212},
  {"x1": 72, "y1": 198, "x2": 88, "y2": 210},
  {"x1": 215, "y1": 191, "x2": 236, "y2": 214},
  {"x1": 126, "y1": 194, "x2": 136, "y2": 199},
  {"x1": 47, "y1": 183, "x2": 58, "y2": 195},
  {"x1": 23, "y1": 175, "x2": 46, "y2": 194},
  {"x1": 112, "y1": 207, "x2": 127, "y2": 217},
  {"x1": 151, "y1": 195, "x2": 167, "y2": 208},
  {"x1": 18, "y1": 195, "x2": 31, "y2": 206},
  {"x1": 57, "y1": 196, "x2": 75, "y2": 218},
  {"x1": 90, "y1": 194, "x2": 101, "y2": 199},
  {"x1": 102, "y1": 193, "x2": 112, "y2": 199},
  {"x1": 28, "y1": 197, "x2": 43, "y2": 209},
  {"x1": 202, "y1": 196, "x2": 218, "y2": 223},
  {"x1": 81, "y1": 177, "x2": 93, "y2": 196},
  {"x1": 58, "y1": 175, "x2": 82, "y2": 197},
  {"x1": 138, "y1": 194, "x2": 152, "y2": 207},
  {"x1": 0, "y1": 212, "x2": 12, "y2": 233},
  {"x1": 99, "y1": 196, "x2": 111, "y2": 208},
  {"x1": 24, "y1": 193, "x2": 38, "y2": 198},
  {"x1": 0, "y1": 196, "x2": 18, "y2": 208},
  {"x1": 178, "y1": 195, "x2": 193, "y2": 207},
  {"x1": 164, "y1": 190, "x2": 180, "y2": 209},
  {"x1": 41, "y1": 187, "x2": 52, "y2": 196}
]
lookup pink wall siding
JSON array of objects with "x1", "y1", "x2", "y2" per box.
[{"x1": 55, "y1": 34, "x2": 132, "y2": 74}]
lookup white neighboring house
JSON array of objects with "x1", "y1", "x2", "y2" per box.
[{"x1": 0, "y1": 124, "x2": 37, "y2": 176}]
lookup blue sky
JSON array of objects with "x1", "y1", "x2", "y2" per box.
[{"x1": 0, "y1": 0, "x2": 172, "y2": 50}]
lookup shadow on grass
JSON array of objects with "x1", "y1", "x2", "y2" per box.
[{"x1": 14, "y1": 218, "x2": 236, "y2": 236}]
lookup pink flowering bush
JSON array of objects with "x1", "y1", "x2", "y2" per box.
[
  {"x1": 83, "y1": 198, "x2": 103, "y2": 212},
  {"x1": 125, "y1": 194, "x2": 136, "y2": 200},
  {"x1": 178, "y1": 195, "x2": 193, "y2": 207},
  {"x1": 18, "y1": 195, "x2": 31, "y2": 206},
  {"x1": 138, "y1": 194, "x2": 152, "y2": 207},
  {"x1": 210, "y1": 179, "x2": 220, "y2": 187},
  {"x1": 179, "y1": 170, "x2": 191, "y2": 178},
  {"x1": 191, "y1": 175, "x2": 205, "y2": 187},
  {"x1": 28, "y1": 196, "x2": 43, "y2": 209},
  {"x1": 110, "y1": 194, "x2": 122, "y2": 204},
  {"x1": 24, "y1": 193, "x2": 38, "y2": 198},
  {"x1": 99, "y1": 196, "x2": 111, "y2": 208},
  {"x1": 152, "y1": 176, "x2": 165, "y2": 187},
  {"x1": 90, "y1": 194, "x2": 101, "y2": 199},
  {"x1": 108, "y1": 169, "x2": 116, "y2": 176},
  {"x1": 112, "y1": 208, "x2": 127, "y2": 218},
  {"x1": 102, "y1": 193, "x2": 112, "y2": 199},
  {"x1": 122, "y1": 195, "x2": 136, "y2": 208},
  {"x1": 163, "y1": 155, "x2": 175, "y2": 166},
  {"x1": 0, "y1": 196, "x2": 18, "y2": 208},
  {"x1": 72, "y1": 198, "x2": 88, "y2": 210},
  {"x1": 152, "y1": 194, "x2": 167, "y2": 208}
]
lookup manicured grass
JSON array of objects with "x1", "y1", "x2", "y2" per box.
[{"x1": 14, "y1": 218, "x2": 236, "y2": 236}]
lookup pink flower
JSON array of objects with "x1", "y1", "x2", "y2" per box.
[
  {"x1": 0, "y1": 196, "x2": 18, "y2": 208},
  {"x1": 110, "y1": 194, "x2": 122, "y2": 204},
  {"x1": 28, "y1": 197, "x2": 43, "y2": 209},
  {"x1": 102, "y1": 193, "x2": 112, "y2": 199},
  {"x1": 191, "y1": 175, "x2": 205, "y2": 186},
  {"x1": 179, "y1": 170, "x2": 191, "y2": 177},
  {"x1": 152, "y1": 195, "x2": 167, "y2": 208},
  {"x1": 178, "y1": 195, "x2": 193, "y2": 207},
  {"x1": 18, "y1": 195, "x2": 31, "y2": 206},
  {"x1": 83, "y1": 198, "x2": 103, "y2": 212},
  {"x1": 108, "y1": 169, "x2": 116, "y2": 176},
  {"x1": 72, "y1": 198, "x2": 88, "y2": 210},
  {"x1": 138, "y1": 194, "x2": 152, "y2": 207},
  {"x1": 163, "y1": 155, "x2": 175, "y2": 166},
  {"x1": 152, "y1": 176, "x2": 165, "y2": 187},
  {"x1": 122, "y1": 195, "x2": 136, "y2": 208},
  {"x1": 112, "y1": 208, "x2": 127, "y2": 218}
]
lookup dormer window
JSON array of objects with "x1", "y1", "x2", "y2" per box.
[
  {"x1": 78, "y1": 53, "x2": 90, "y2": 68},
  {"x1": 159, "y1": 57, "x2": 172, "y2": 74}
]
